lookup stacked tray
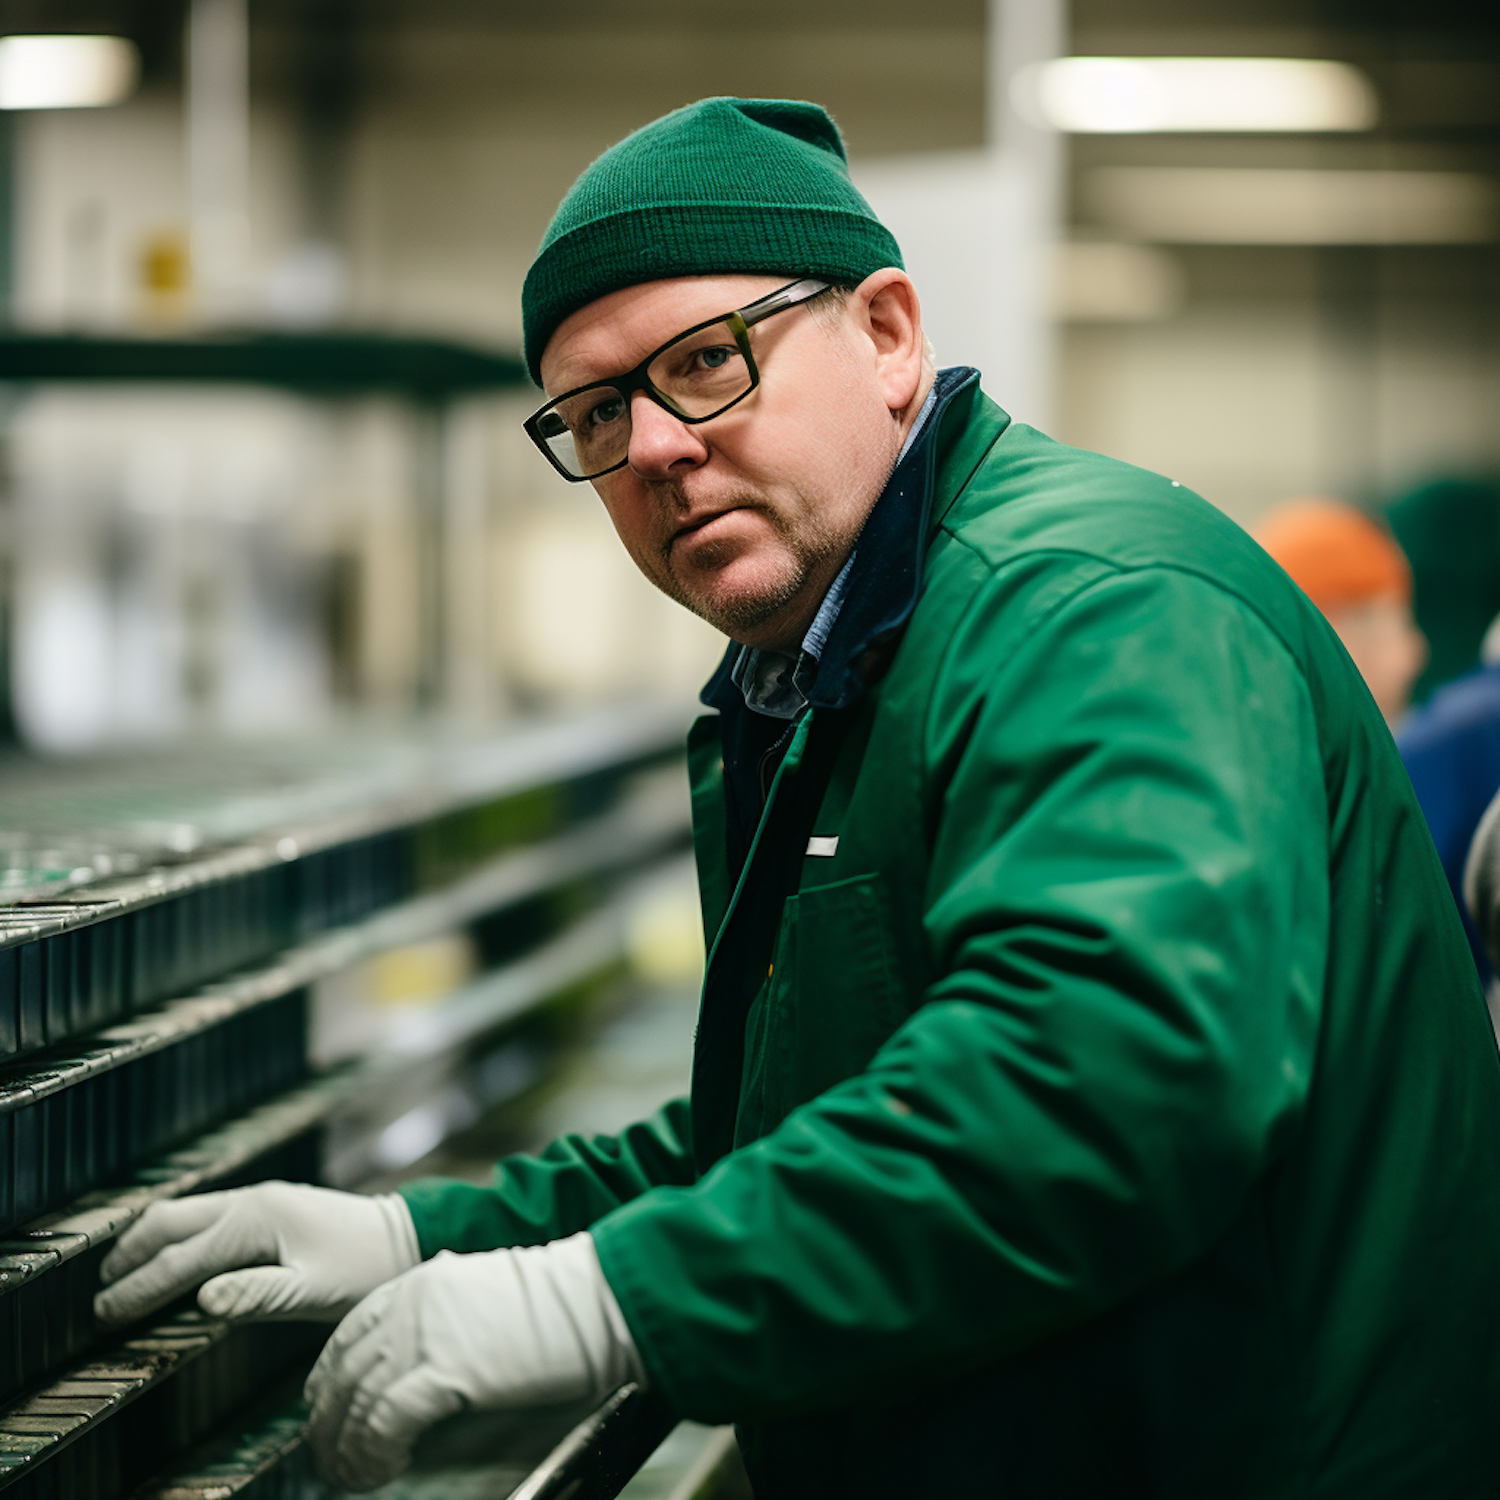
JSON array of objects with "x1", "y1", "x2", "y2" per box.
[
  {"x1": 0, "y1": 1311, "x2": 322, "y2": 1500},
  {"x1": 0, "y1": 708, "x2": 683, "y2": 1063},
  {"x1": 0, "y1": 992, "x2": 309, "y2": 1237}
]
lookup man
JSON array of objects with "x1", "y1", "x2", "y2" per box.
[
  {"x1": 1253, "y1": 498, "x2": 1427, "y2": 727},
  {"x1": 97, "y1": 98, "x2": 1500, "y2": 1497}
]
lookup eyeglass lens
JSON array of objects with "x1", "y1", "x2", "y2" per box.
[{"x1": 534, "y1": 317, "x2": 752, "y2": 479}]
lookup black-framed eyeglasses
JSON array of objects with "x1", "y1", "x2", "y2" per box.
[{"x1": 523, "y1": 278, "x2": 831, "y2": 481}]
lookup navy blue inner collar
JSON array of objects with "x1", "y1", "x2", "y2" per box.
[{"x1": 702, "y1": 365, "x2": 979, "y2": 716}]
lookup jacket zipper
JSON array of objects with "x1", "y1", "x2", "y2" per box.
[{"x1": 758, "y1": 714, "x2": 803, "y2": 806}]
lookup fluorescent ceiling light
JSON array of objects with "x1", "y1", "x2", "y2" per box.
[
  {"x1": 1016, "y1": 57, "x2": 1377, "y2": 133},
  {"x1": 1085, "y1": 167, "x2": 1499, "y2": 245},
  {"x1": 0, "y1": 34, "x2": 139, "y2": 110}
]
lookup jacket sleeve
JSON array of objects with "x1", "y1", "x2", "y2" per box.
[
  {"x1": 589, "y1": 564, "x2": 1330, "y2": 1421},
  {"x1": 398, "y1": 1096, "x2": 696, "y2": 1256}
]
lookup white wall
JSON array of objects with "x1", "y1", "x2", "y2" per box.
[
  {"x1": 11, "y1": 92, "x2": 301, "y2": 330},
  {"x1": 1056, "y1": 255, "x2": 1500, "y2": 525}
]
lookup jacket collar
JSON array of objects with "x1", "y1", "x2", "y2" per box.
[{"x1": 701, "y1": 365, "x2": 996, "y2": 716}]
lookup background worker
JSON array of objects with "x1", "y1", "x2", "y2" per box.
[
  {"x1": 1254, "y1": 497, "x2": 1500, "y2": 980},
  {"x1": 1253, "y1": 498, "x2": 1427, "y2": 727},
  {"x1": 98, "y1": 98, "x2": 1500, "y2": 1498}
]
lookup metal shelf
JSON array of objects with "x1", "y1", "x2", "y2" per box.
[
  {"x1": 0, "y1": 866, "x2": 675, "y2": 1412},
  {"x1": 0, "y1": 769, "x2": 688, "y2": 1123},
  {"x1": 0, "y1": 1308, "x2": 320, "y2": 1495},
  {"x1": 0, "y1": 708, "x2": 696, "y2": 1498},
  {"x1": 0, "y1": 707, "x2": 688, "y2": 1063},
  {"x1": 0, "y1": 331, "x2": 528, "y2": 399}
]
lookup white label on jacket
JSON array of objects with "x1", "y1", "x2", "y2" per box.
[{"x1": 806, "y1": 836, "x2": 839, "y2": 857}]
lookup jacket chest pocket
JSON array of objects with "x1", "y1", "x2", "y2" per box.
[{"x1": 737, "y1": 873, "x2": 907, "y2": 1143}]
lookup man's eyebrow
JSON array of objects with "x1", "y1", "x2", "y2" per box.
[
  {"x1": 546, "y1": 297, "x2": 744, "y2": 393},
  {"x1": 543, "y1": 353, "x2": 617, "y2": 395},
  {"x1": 546, "y1": 336, "x2": 653, "y2": 395}
]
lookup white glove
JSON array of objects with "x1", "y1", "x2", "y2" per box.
[
  {"x1": 303, "y1": 1231, "x2": 643, "y2": 1493},
  {"x1": 94, "y1": 1181, "x2": 421, "y2": 1326}
]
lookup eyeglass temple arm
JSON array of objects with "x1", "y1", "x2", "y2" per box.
[{"x1": 737, "y1": 278, "x2": 830, "y2": 329}]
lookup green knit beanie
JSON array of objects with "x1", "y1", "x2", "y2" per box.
[{"x1": 521, "y1": 97, "x2": 903, "y2": 385}]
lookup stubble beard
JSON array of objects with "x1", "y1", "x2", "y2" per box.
[{"x1": 648, "y1": 481, "x2": 852, "y2": 640}]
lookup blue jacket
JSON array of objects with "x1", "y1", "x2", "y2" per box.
[{"x1": 1398, "y1": 663, "x2": 1500, "y2": 979}]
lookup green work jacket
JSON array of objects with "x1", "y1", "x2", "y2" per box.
[{"x1": 403, "y1": 376, "x2": 1500, "y2": 1497}]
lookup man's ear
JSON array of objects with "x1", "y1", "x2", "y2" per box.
[{"x1": 854, "y1": 269, "x2": 926, "y2": 416}]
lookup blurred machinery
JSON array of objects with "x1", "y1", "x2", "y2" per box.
[{"x1": 0, "y1": 330, "x2": 526, "y2": 747}]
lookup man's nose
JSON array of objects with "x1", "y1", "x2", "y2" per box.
[{"x1": 627, "y1": 392, "x2": 709, "y2": 479}]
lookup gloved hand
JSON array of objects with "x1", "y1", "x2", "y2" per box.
[
  {"x1": 94, "y1": 1181, "x2": 421, "y2": 1326},
  {"x1": 304, "y1": 1231, "x2": 643, "y2": 1493}
]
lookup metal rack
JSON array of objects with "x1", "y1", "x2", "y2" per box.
[
  {"x1": 0, "y1": 704, "x2": 701, "y2": 1499},
  {"x1": 0, "y1": 333, "x2": 525, "y2": 396}
]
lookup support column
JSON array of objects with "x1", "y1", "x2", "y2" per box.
[
  {"x1": 411, "y1": 400, "x2": 446, "y2": 712},
  {"x1": 852, "y1": 0, "x2": 1065, "y2": 429},
  {"x1": 0, "y1": 114, "x2": 18, "y2": 742},
  {"x1": 984, "y1": 0, "x2": 1066, "y2": 429},
  {"x1": 186, "y1": 0, "x2": 251, "y2": 324}
]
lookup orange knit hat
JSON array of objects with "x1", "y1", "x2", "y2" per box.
[{"x1": 1254, "y1": 499, "x2": 1412, "y2": 613}]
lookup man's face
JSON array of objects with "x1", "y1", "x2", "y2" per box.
[{"x1": 539, "y1": 273, "x2": 919, "y2": 651}]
